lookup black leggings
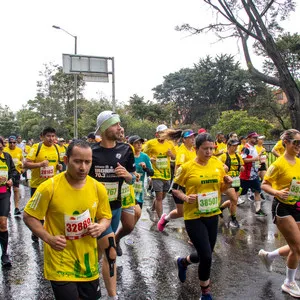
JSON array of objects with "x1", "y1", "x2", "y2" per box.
[{"x1": 185, "y1": 215, "x2": 218, "y2": 282}]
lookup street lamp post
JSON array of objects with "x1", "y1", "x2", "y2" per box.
[{"x1": 52, "y1": 25, "x2": 78, "y2": 139}]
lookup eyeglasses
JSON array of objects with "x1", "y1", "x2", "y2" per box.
[
  {"x1": 9, "y1": 142, "x2": 16, "y2": 144},
  {"x1": 291, "y1": 140, "x2": 300, "y2": 146}
]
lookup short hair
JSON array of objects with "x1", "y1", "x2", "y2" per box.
[
  {"x1": 42, "y1": 127, "x2": 56, "y2": 136},
  {"x1": 195, "y1": 133, "x2": 214, "y2": 149},
  {"x1": 66, "y1": 140, "x2": 91, "y2": 158}
]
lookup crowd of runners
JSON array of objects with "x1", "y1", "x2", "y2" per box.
[{"x1": 0, "y1": 110, "x2": 300, "y2": 299}]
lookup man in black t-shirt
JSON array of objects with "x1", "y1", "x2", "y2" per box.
[{"x1": 89, "y1": 110, "x2": 135, "y2": 300}]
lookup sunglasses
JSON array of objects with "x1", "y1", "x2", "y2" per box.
[
  {"x1": 291, "y1": 140, "x2": 300, "y2": 146},
  {"x1": 9, "y1": 142, "x2": 16, "y2": 144}
]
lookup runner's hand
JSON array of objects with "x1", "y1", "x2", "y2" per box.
[
  {"x1": 185, "y1": 194, "x2": 197, "y2": 204},
  {"x1": 49, "y1": 235, "x2": 67, "y2": 251},
  {"x1": 115, "y1": 163, "x2": 129, "y2": 178},
  {"x1": 6, "y1": 179, "x2": 13, "y2": 187},
  {"x1": 87, "y1": 223, "x2": 104, "y2": 238},
  {"x1": 40, "y1": 160, "x2": 49, "y2": 167},
  {"x1": 223, "y1": 175, "x2": 233, "y2": 185},
  {"x1": 275, "y1": 188, "x2": 289, "y2": 200}
]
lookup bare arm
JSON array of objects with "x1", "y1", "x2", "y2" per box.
[
  {"x1": 261, "y1": 180, "x2": 289, "y2": 199},
  {"x1": 24, "y1": 158, "x2": 49, "y2": 169},
  {"x1": 23, "y1": 212, "x2": 66, "y2": 251}
]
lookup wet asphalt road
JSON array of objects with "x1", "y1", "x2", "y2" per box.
[{"x1": 0, "y1": 184, "x2": 296, "y2": 300}]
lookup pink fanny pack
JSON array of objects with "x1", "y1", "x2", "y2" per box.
[{"x1": 0, "y1": 185, "x2": 7, "y2": 193}]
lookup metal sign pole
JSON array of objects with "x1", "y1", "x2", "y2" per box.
[
  {"x1": 111, "y1": 57, "x2": 116, "y2": 112},
  {"x1": 74, "y1": 36, "x2": 78, "y2": 139}
]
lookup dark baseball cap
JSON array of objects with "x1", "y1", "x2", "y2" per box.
[{"x1": 128, "y1": 135, "x2": 144, "y2": 145}]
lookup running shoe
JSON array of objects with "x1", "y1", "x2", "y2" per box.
[
  {"x1": 258, "y1": 249, "x2": 273, "y2": 272},
  {"x1": 255, "y1": 209, "x2": 267, "y2": 217},
  {"x1": 229, "y1": 219, "x2": 240, "y2": 228},
  {"x1": 14, "y1": 208, "x2": 21, "y2": 215},
  {"x1": 146, "y1": 207, "x2": 156, "y2": 222},
  {"x1": 237, "y1": 196, "x2": 245, "y2": 205},
  {"x1": 1, "y1": 254, "x2": 12, "y2": 267},
  {"x1": 281, "y1": 280, "x2": 300, "y2": 298},
  {"x1": 248, "y1": 195, "x2": 255, "y2": 202},
  {"x1": 157, "y1": 213, "x2": 168, "y2": 231},
  {"x1": 200, "y1": 293, "x2": 213, "y2": 300},
  {"x1": 116, "y1": 242, "x2": 123, "y2": 256},
  {"x1": 175, "y1": 256, "x2": 187, "y2": 283}
]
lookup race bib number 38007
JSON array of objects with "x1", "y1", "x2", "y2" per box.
[{"x1": 64, "y1": 209, "x2": 91, "y2": 240}]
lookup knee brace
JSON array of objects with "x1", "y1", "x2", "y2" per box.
[{"x1": 105, "y1": 236, "x2": 116, "y2": 277}]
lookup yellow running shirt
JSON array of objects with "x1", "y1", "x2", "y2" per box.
[
  {"x1": 5, "y1": 147, "x2": 23, "y2": 174},
  {"x1": 27, "y1": 143, "x2": 60, "y2": 188},
  {"x1": 143, "y1": 139, "x2": 175, "y2": 180},
  {"x1": 174, "y1": 158, "x2": 226, "y2": 220},
  {"x1": 214, "y1": 142, "x2": 227, "y2": 155},
  {"x1": 264, "y1": 156, "x2": 300, "y2": 205},
  {"x1": 219, "y1": 152, "x2": 244, "y2": 177},
  {"x1": 273, "y1": 140, "x2": 285, "y2": 156},
  {"x1": 24, "y1": 172, "x2": 112, "y2": 281},
  {"x1": 175, "y1": 144, "x2": 196, "y2": 167}
]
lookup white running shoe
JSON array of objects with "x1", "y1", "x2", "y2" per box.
[
  {"x1": 281, "y1": 280, "x2": 300, "y2": 298},
  {"x1": 237, "y1": 196, "x2": 246, "y2": 205},
  {"x1": 258, "y1": 249, "x2": 273, "y2": 272}
]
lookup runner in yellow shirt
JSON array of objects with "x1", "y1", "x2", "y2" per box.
[
  {"x1": 259, "y1": 129, "x2": 300, "y2": 298},
  {"x1": 172, "y1": 133, "x2": 232, "y2": 300},
  {"x1": 23, "y1": 140, "x2": 112, "y2": 299},
  {"x1": 143, "y1": 124, "x2": 176, "y2": 221},
  {"x1": 24, "y1": 126, "x2": 62, "y2": 242},
  {"x1": 272, "y1": 139, "x2": 285, "y2": 158},
  {"x1": 219, "y1": 138, "x2": 245, "y2": 228},
  {"x1": 57, "y1": 137, "x2": 67, "y2": 171},
  {"x1": 157, "y1": 129, "x2": 197, "y2": 232},
  {"x1": 5, "y1": 136, "x2": 24, "y2": 215},
  {"x1": 213, "y1": 132, "x2": 227, "y2": 156}
]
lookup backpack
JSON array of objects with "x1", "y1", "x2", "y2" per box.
[
  {"x1": 35, "y1": 142, "x2": 60, "y2": 162},
  {"x1": 224, "y1": 152, "x2": 241, "y2": 172}
]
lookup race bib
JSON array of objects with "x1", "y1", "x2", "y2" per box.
[
  {"x1": 65, "y1": 209, "x2": 91, "y2": 240},
  {"x1": 197, "y1": 191, "x2": 219, "y2": 214},
  {"x1": 59, "y1": 152, "x2": 66, "y2": 160},
  {"x1": 156, "y1": 157, "x2": 168, "y2": 169},
  {"x1": 134, "y1": 174, "x2": 143, "y2": 193},
  {"x1": 102, "y1": 182, "x2": 118, "y2": 202},
  {"x1": 232, "y1": 176, "x2": 241, "y2": 188},
  {"x1": 121, "y1": 183, "x2": 135, "y2": 207},
  {"x1": 289, "y1": 179, "x2": 300, "y2": 201},
  {"x1": 40, "y1": 166, "x2": 54, "y2": 178}
]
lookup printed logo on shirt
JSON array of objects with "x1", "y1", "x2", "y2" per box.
[{"x1": 116, "y1": 153, "x2": 122, "y2": 159}]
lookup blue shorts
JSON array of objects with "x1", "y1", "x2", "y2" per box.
[{"x1": 98, "y1": 207, "x2": 122, "y2": 239}]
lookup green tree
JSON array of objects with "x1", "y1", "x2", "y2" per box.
[
  {"x1": 0, "y1": 105, "x2": 19, "y2": 137},
  {"x1": 211, "y1": 110, "x2": 273, "y2": 137},
  {"x1": 153, "y1": 54, "x2": 263, "y2": 128},
  {"x1": 176, "y1": 0, "x2": 300, "y2": 130}
]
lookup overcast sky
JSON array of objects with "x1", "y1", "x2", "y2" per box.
[{"x1": 1, "y1": 0, "x2": 299, "y2": 112}]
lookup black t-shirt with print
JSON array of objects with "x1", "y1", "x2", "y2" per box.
[{"x1": 89, "y1": 142, "x2": 136, "y2": 210}]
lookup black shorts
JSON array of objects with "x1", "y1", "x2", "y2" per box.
[
  {"x1": 272, "y1": 198, "x2": 300, "y2": 224},
  {"x1": 13, "y1": 173, "x2": 21, "y2": 188},
  {"x1": 50, "y1": 279, "x2": 101, "y2": 300},
  {"x1": 240, "y1": 178, "x2": 261, "y2": 195},
  {"x1": 258, "y1": 163, "x2": 267, "y2": 172},
  {"x1": 0, "y1": 191, "x2": 11, "y2": 217}
]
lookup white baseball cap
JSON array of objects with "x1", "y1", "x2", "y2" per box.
[
  {"x1": 156, "y1": 124, "x2": 168, "y2": 132},
  {"x1": 95, "y1": 110, "x2": 120, "y2": 135}
]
